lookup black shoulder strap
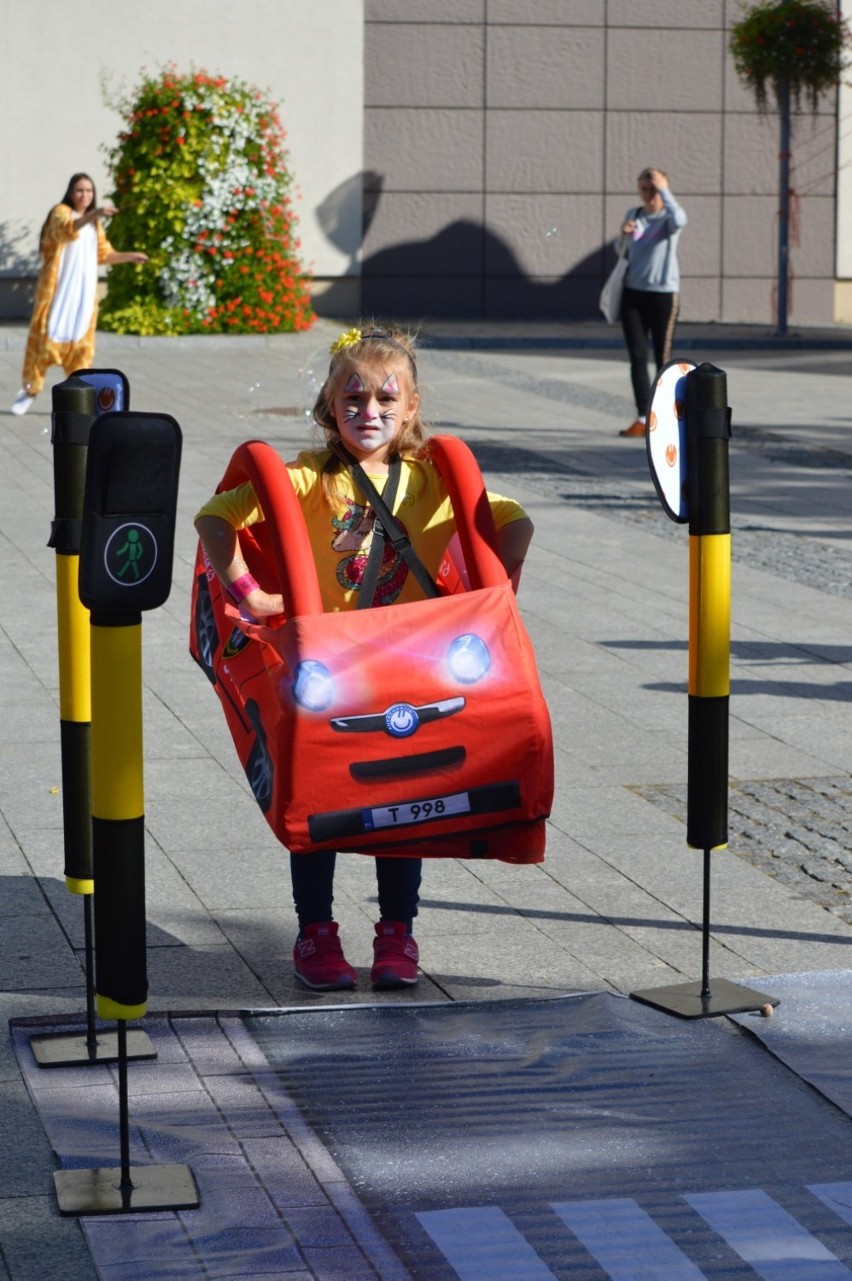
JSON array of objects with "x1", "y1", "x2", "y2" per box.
[
  {"x1": 357, "y1": 456, "x2": 401, "y2": 609},
  {"x1": 333, "y1": 445, "x2": 440, "y2": 606}
]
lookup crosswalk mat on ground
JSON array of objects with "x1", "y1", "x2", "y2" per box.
[
  {"x1": 12, "y1": 976, "x2": 852, "y2": 1279},
  {"x1": 246, "y1": 982, "x2": 852, "y2": 1278}
]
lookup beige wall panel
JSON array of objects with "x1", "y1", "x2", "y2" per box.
[
  {"x1": 487, "y1": 0, "x2": 604, "y2": 25},
  {"x1": 367, "y1": 0, "x2": 484, "y2": 20},
  {"x1": 784, "y1": 277, "x2": 836, "y2": 323},
  {"x1": 722, "y1": 197, "x2": 781, "y2": 277},
  {"x1": 362, "y1": 194, "x2": 485, "y2": 274},
  {"x1": 723, "y1": 196, "x2": 835, "y2": 277},
  {"x1": 608, "y1": 0, "x2": 724, "y2": 26},
  {"x1": 485, "y1": 274, "x2": 597, "y2": 319},
  {"x1": 365, "y1": 23, "x2": 484, "y2": 108},
  {"x1": 607, "y1": 30, "x2": 724, "y2": 111},
  {"x1": 0, "y1": 0, "x2": 362, "y2": 283},
  {"x1": 723, "y1": 276, "x2": 834, "y2": 323},
  {"x1": 605, "y1": 112, "x2": 722, "y2": 194},
  {"x1": 724, "y1": 115, "x2": 835, "y2": 197},
  {"x1": 487, "y1": 27, "x2": 604, "y2": 109},
  {"x1": 724, "y1": 115, "x2": 788, "y2": 196},
  {"x1": 720, "y1": 278, "x2": 771, "y2": 322},
  {"x1": 486, "y1": 111, "x2": 604, "y2": 194},
  {"x1": 362, "y1": 275, "x2": 487, "y2": 320},
  {"x1": 485, "y1": 195, "x2": 604, "y2": 277},
  {"x1": 674, "y1": 195, "x2": 721, "y2": 279},
  {"x1": 723, "y1": 55, "x2": 766, "y2": 116},
  {"x1": 364, "y1": 109, "x2": 484, "y2": 192},
  {"x1": 676, "y1": 277, "x2": 721, "y2": 323},
  {"x1": 788, "y1": 197, "x2": 837, "y2": 276}
]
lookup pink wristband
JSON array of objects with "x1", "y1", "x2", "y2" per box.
[{"x1": 227, "y1": 572, "x2": 259, "y2": 604}]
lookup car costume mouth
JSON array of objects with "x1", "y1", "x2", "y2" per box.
[{"x1": 330, "y1": 696, "x2": 467, "y2": 780}]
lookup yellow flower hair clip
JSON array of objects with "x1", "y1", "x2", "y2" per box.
[{"x1": 329, "y1": 327, "x2": 362, "y2": 355}]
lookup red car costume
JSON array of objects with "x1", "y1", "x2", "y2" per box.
[{"x1": 190, "y1": 435, "x2": 553, "y2": 863}]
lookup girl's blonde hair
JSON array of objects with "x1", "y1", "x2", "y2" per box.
[{"x1": 313, "y1": 323, "x2": 428, "y2": 503}]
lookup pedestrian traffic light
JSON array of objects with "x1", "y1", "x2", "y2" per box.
[{"x1": 78, "y1": 413, "x2": 182, "y2": 614}]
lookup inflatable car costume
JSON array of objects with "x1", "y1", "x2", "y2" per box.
[{"x1": 190, "y1": 435, "x2": 553, "y2": 863}]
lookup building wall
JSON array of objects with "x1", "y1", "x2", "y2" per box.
[
  {"x1": 0, "y1": 0, "x2": 364, "y2": 318},
  {"x1": 3, "y1": 1, "x2": 845, "y2": 328},
  {"x1": 361, "y1": 0, "x2": 841, "y2": 324}
]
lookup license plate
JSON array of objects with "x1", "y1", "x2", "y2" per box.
[{"x1": 364, "y1": 791, "x2": 471, "y2": 831}]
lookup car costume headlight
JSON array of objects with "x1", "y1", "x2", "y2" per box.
[
  {"x1": 448, "y1": 634, "x2": 490, "y2": 684},
  {"x1": 293, "y1": 660, "x2": 334, "y2": 710}
]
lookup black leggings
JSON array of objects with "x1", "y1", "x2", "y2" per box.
[
  {"x1": 620, "y1": 287, "x2": 680, "y2": 417},
  {"x1": 290, "y1": 851, "x2": 422, "y2": 932}
]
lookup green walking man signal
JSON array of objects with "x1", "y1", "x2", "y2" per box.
[{"x1": 79, "y1": 413, "x2": 181, "y2": 613}]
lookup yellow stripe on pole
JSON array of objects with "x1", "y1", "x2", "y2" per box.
[
  {"x1": 97, "y1": 994, "x2": 147, "y2": 1021},
  {"x1": 91, "y1": 624, "x2": 144, "y2": 819},
  {"x1": 65, "y1": 874, "x2": 94, "y2": 895},
  {"x1": 688, "y1": 533, "x2": 731, "y2": 698},
  {"x1": 56, "y1": 555, "x2": 91, "y2": 722}
]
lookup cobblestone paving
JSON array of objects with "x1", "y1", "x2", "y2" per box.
[
  {"x1": 632, "y1": 778, "x2": 852, "y2": 926},
  {"x1": 440, "y1": 350, "x2": 852, "y2": 924}
]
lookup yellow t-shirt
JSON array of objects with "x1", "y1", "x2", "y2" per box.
[{"x1": 195, "y1": 449, "x2": 527, "y2": 611}]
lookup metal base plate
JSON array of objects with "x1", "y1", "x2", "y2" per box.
[
  {"x1": 55, "y1": 1164, "x2": 199, "y2": 1215},
  {"x1": 30, "y1": 1029, "x2": 156, "y2": 1067},
  {"x1": 630, "y1": 977, "x2": 779, "y2": 1020}
]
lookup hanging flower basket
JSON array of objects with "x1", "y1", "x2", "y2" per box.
[{"x1": 730, "y1": 0, "x2": 850, "y2": 112}]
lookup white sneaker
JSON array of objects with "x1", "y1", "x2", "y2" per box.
[{"x1": 10, "y1": 391, "x2": 34, "y2": 416}]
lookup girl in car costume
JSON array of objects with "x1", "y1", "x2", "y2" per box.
[{"x1": 194, "y1": 325, "x2": 533, "y2": 992}]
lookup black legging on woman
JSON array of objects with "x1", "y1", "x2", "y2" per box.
[{"x1": 620, "y1": 286, "x2": 680, "y2": 419}]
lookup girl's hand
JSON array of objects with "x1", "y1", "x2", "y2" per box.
[
  {"x1": 240, "y1": 589, "x2": 284, "y2": 619},
  {"x1": 621, "y1": 217, "x2": 637, "y2": 235}
]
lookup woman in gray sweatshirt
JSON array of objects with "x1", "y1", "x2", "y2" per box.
[{"x1": 617, "y1": 168, "x2": 687, "y2": 437}]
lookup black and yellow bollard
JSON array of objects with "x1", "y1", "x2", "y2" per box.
[
  {"x1": 32, "y1": 377, "x2": 100, "y2": 1067},
  {"x1": 31, "y1": 375, "x2": 155, "y2": 1068},
  {"x1": 633, "y1": 361, "x2": 778, "y2": 1019},
  {"x1": 685, "y1": 364, "x2": 730, "y2": 854},
  {"x1": 50, "y1": 377, "x2": 96, "y2": 899},
  {"x1": 54, "y1": 410, "x2": 197, "y2": 1215},
  {"x1": 90, "y1": 607, "x2": 148, "y2": 1025}
]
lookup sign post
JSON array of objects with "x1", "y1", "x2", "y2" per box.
[
  {"x1": 631, "y1": 362, "x2": 778, "y2": 1019},
  {"x1": 32, "y1": 374, "x2": 155, "y2": 1068},
  {"x1": 54, "y1": 411, "x2": 198, "y2": 1215}
]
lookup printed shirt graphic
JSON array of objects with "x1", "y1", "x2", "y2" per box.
[
  {"x1": 331, "y1": 497, "x2": 410, "y2": 605},
  {"x1": 194, "y1": 450, "x2": 528, "y2": 613}
]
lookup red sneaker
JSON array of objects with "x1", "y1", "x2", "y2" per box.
[
  {"x1": 371, "y1": 921, "x2": 419, "y2": 989},
  {"x1": 293, "y1": 922, "x2": 357, "y2": 990}
]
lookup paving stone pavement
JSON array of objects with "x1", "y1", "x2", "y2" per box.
[{"x1": 2, "y1": 318, "x2": 852, "y2": 1279}]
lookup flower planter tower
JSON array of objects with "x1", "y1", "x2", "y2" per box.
[
  {"x1": 730, "y1": 0, "x2": 849, "y2": 335},
  {"x1": 100, "y1": 67, "x2": 314, "y2": 336}
]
